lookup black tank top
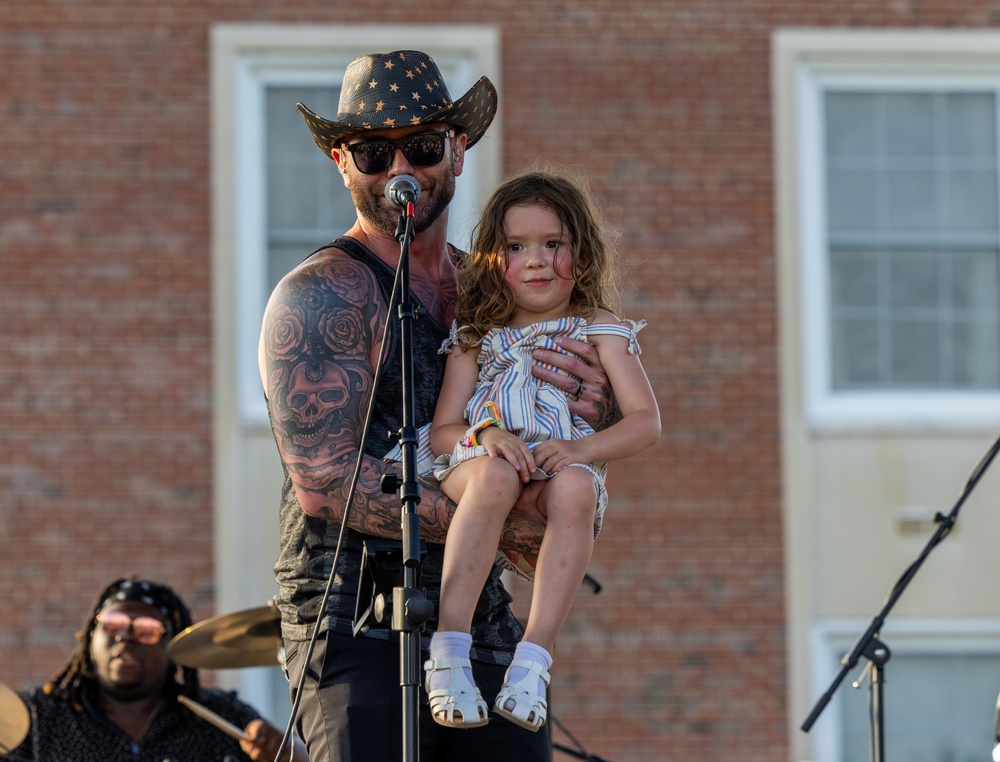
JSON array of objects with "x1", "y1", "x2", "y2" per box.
[{"x1": 334, "y1": 236, "x2": 449, "y2": 459}]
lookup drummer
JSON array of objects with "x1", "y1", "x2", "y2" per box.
[{"x1": 3, "y1": 577, "x2": 308, "y2": 762}]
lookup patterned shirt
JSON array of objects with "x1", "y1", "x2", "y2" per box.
[{"x1": 9, "y1": 686, "x2": 260, "y2": 762}]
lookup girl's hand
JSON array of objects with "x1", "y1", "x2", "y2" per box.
[
  {"x1": 478, "y1": 426, "x2": 537, "y2": 482},
  {"x1": 532, "y1": 438, "x2": 588, "y2": 475}
]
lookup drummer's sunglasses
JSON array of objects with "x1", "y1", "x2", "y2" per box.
[
  {"x1": 96, "y1": 611, "x2": 167, "y2": 645},
  {"x1": 341, "y1": 130, "x2": 454, "y2": 175}
]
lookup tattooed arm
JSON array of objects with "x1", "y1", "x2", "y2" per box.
[{"x1": 259, "y1": 250, "x2": 458, "y2": 544}]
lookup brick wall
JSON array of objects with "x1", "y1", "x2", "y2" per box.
[{"x1": 3, "y1": 1, "x2": 996, "y2": 759}]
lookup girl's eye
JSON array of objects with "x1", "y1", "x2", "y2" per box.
[{"x1": 546, "y1": 240, "x2": 562, "y2": 250}]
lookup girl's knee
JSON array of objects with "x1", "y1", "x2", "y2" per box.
[
  {"x1": 541, "y1": 467, "x2": 598, "y2": 520},
  {"x1": 443, "y1": 456, "x2": 523, "y2": 505},
  {"x1": 552, "y1": 465, "x2": 598, "y2": 494},
  {"x1": 471, "y1": 456, "x2": 523, "y2": 496}
]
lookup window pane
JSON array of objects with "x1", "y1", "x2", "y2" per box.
[
  {"x1": 954, "y1": 319, "x2": 1000, "y2": 386},
  {"x1": 831, "y1": 249, "x2": 881, "y2": 388},
  {"x1": 831, "y1": 248, "x2": 1000, "y2": 389},
  {"x1": 948, "y1": 167, "x2": 998, "y2": 232},
  {"x1": 952, "y1": 251, "x2": 1000, "y2": 310},
  {"x1": 831, "y1": 250, "x2": 878, "y2": 308},
  {"x1": 824, "y1": 89, "x2": 1000, "y2": 391},
  {"x1": 266, "y1": 85, "x2": 357, "y2": 291},
  {"x1": 949, "y1": 92, "x2": 997, "y2": 157},
  {"x1": 889, "y1": 250, "x2": 937, "y2": 310},
  {"x1": 886, "y1": 167, "x2": 937, "y2": 232},
  {"x1": 826, "y1": 92, "x2": 876, "y2": 158},
  {"x1": 890, "y1": 319, "x2": 940, "y2": 386},
  {"x1": 828, "y1": 167, "x2": 879, "y2": 232},
  {"x1": 884, "y1": 92, "x2": 935, "y2": 157},
  {"x1": 832, "y1": 316, "x2": 880, "y2": 387}
]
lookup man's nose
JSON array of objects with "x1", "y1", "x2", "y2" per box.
[
  {"x1": 386, "y1": 145, "x2": 414, "y2": 174},
  {"x1": 115, "y1": 624, "x2": 139, "y2": 642}
]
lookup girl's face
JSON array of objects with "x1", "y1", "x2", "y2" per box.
[{"x1": 501, "y1": 203, "x2": 576, "y2": 327}]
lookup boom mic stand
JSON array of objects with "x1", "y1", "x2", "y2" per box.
[
  {"x1": 800, "y1": 433, "x2": 1000, "y2": 762},
  {"x1": 378, "y1": 200, "x2": 435, "y2": 762}
]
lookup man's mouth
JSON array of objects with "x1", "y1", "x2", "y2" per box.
[{"x1": 111, "y1": 647, "x2": 140, "y2": 666}]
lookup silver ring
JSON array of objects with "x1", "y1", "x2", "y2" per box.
[{"x1": 574, "y1": 381, "x2": 585, "y2": 397}]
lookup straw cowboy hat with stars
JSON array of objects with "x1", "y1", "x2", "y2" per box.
[{"x1": 297, "y1": 49, "x2": 498, "y2": 159}]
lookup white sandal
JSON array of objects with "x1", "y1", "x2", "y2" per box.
[
  {"x1": 423, "y1": 656, "x2": 490, "y2": 728},
  {"x1": 493, "y1": 657, "x2": 550, "y2": 731}
]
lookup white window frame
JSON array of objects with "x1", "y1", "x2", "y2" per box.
[
  {"x1": 210, "y1": 22, "x2": 501, "y2": 720},
  {"x1": 775, "y1": 30, "x2": 1000, "y2": 433}
]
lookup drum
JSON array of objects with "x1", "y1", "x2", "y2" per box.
[{"x1": 0, "y1": 679, "x2": 29, "y2": 754}]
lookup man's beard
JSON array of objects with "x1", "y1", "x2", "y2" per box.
[{"x1": 352, "y1": 165, "x2": 457, "y2": 238}]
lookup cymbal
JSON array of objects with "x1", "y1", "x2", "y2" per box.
[
  {"x1": 0, "y1": 679, "x2": 29, "y2": 753},
  {"x1": 168, "y1": 601, "x2": 282, "y2": 669}
]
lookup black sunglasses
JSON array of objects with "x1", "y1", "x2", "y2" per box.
[{"x1": 342, "y1": 130, "x2": 454, "y2": 175}]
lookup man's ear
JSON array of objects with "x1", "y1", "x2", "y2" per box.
[
  {"x1": 331, "y1": 147, "x2": 351, "y2": 185},
  {"x1": 452, "y1": 132, "x2": 468, "y2": 176}
]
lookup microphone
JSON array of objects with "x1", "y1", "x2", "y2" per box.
[{"x1": 384, "y1": 174, "x2": 421, "y2": 210}]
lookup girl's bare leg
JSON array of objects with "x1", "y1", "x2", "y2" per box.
[
  {"x1": 427, "y1": 457, "x2": 524, "y2": 727},
  {"x1": 494, "y1": 466, "x2": 597, "y2": 729},
  {"x1": 437, "y1": 456, "x2": 522, "y2": 633},
  {"x1": 520, "y1": 466, "x2": 597, "y2": 651}
]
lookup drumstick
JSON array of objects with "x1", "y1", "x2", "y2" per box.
[{"x1": 178, "y1": 695, "x2": 251, "y2": 742}]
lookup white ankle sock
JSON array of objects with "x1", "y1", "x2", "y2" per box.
[
  {"x1": 428, "y1": 631, "x2": 474, "y2": 692},
  {"x1": 505, "y1": 640, "x2": 552, "y2": 698}
]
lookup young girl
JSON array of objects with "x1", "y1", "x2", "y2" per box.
[{"x1": 424, "y1": 169, "x2": 661, "y2": 731}]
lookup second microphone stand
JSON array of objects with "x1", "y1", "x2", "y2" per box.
[{"x1": 800, "y1": 433, "x2": 1000, "y2": 761}]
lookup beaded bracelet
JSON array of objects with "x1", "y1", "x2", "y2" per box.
[{"x1": 462, "y1": 401, "x2": 505, "y2": 447}]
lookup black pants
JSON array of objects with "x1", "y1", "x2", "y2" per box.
[{"x1": 285, "y1": 631, "x2": 552, "y2": 762}]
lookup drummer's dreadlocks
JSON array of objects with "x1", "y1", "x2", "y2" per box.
[{"x1": 44, "y1": 576, "x2": 200, "y2": 711}]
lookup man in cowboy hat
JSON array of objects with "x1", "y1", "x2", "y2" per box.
[{"x1": 259, "y1": 50, "x2": 614, "y2": 762}]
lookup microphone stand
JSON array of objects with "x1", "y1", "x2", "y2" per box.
[
  {"x1": 274, "y1": 184, "x2": 429, "y2": 762},
  {"x1": 800, "y1": 433, "x2": 1000, "y2": 761},
  {"x1": 384, "y1": 200, "x2": 434, "y2": 762}
]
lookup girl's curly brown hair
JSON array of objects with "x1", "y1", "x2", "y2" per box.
[{"x1": 454, "y1": 166, "x2": 619, "y2": 346}]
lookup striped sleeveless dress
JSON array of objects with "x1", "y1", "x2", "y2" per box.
[{"x1": 431, "y1": 315, "x2": 646, "y2": 578}]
